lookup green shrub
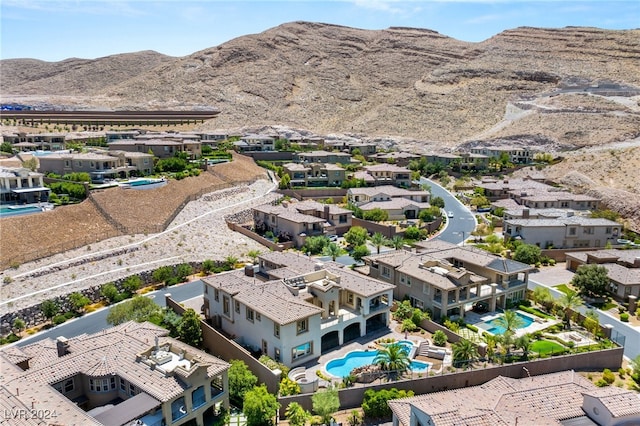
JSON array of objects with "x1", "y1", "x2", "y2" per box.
[
  {"x1": 52, "y1": 315, "x2": 67, "y2": 325},
  {"x1": 433, "y1": 330, "x2": 447, "y2": 346},
  {"x1": 620, "y1": 312, "x2": 629, "y2": 322},
  {"x1": 602, "y1": 369, "x2": 615, "y2": 384},
  {"x1": 595, "y1": 378, "x2": 609, "y2": 387},
  {"x1": 466, "y1": 324, "x2": 479, "y2": 332}
]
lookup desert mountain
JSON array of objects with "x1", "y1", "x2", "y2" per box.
[{"x1": 2, "y1": 22, "x2": 639, "y2": 149}]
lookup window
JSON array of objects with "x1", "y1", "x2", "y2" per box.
[
  {"x1": 256, "y1": 312, "x2": 261, "y2": 321},
  {"x1": 89, "y1": 378, "x2": 115, "y2": 393},
  {"x1": 274, "y1": 323, "x2": 280, "y2": 338},
  {"x1": 246, "y1": 307, "x2": 255, "y2": 322},
  {"x1": 53, "y1": 378, "x2": 74, "y2": 395},
  {"x1": 605, "y1": 227, "x2": 612, "y2": 234},
  {"x1": 235, "y1": 300, "x2": 240, "y2": 314},
  {"x1": 214, "y1": 289, "x2": 219, "y2": 301},
  {"x1": 569, "y1": 227, "x2": 576, "y2": 236},
  {"x1": 90, "y1": 161, "x2": 95, "y2": 168},
  {"x1": 382, "y1": 266, "x2": 390, "y2": 278},
  {"x1": 296, "y1": 319, "x2": 308, "y2": 334},
  {"x1": 347, "y1": 293, "x2": 354, "y2": 305},
  {"x1": 120, "y1": 378, "x2": 126, "y2": 391},
  {"x1": 192, "y1": 386, "x2": 206, "y2": 410},
  {"x1": 77, "y1": 161, "x2": 82, "y2": 167},
  {"x1": 423, "y1": 283, "x2": 430, "y2": 294},
  {"x1": 64, "y1": 160, "x2": 70, "y2": 167},
  {"x1": 171, "y1": 397, "x2": 187, "y2": 422},
  {"x1": 584, "y1": 227, "x2": 594, "y2": 235},
  {"x1": 274, "y1": 348, "x2": 281, "y2": 362},
  {"x1": 292, "y1": 342, "x2": 312, "y2": 360},
  {"x1": 129, "y1": 383, "x2": 136, "y2": 396},
  {"x1": 223, "y1": 296, "x2": 230, "y2": 316}
]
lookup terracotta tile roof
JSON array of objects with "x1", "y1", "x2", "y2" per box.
[
  {"x1": 360, "y1": 198, "x2": 430, "y2": 211},
  {"x1": 258, "y1": 251, "x2": 323, "y2": 273},
  {"x1": 389, "y1": 371, "x2": 638, "y2": 426},
  {"x1": 325, "y1": 264, "x2": 395, "y2": 297}
]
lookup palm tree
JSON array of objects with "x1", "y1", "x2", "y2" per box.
[
  {"x1": 390, "y1": 235, "x2": 405, "y2": 250},
  {"x1": 482, "y1": 333, "x2": 500, "y2": 363},
  {"x1": 373, "y1": 343, "x2": 411, "y2": 380},
  {"x1": 452, "y1": 339, "x2": 479, "y2": 369},
  {"x1": 369, "y1": 232, "x2": 389, "y2": 254},
  {"x1": 494, "y1": 310, "x2": 525, "y2": 335},
  {"x1": 557, "y1": 292, "x2": 584, "y2": 330},
  {"x1": 532, "y1": 286, "x2": 552, "y2": 309},
  {"x1": 322, "y1": 243, "x2": 342, "y2": 261},
  {"x1": 514, "y1": 335, "x2": 532, "y2": 360},
  {"x1": 246, "y1": 249, "x2": 262, "y2": 264}
]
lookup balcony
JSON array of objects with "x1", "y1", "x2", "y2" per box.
[{"x1": 321, "y1": 307, "x2": 359, "y2": 331}]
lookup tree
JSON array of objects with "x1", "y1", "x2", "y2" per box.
[
  {"x1": 22, "y1": 157, "x2": 38, "y2": 171},
  {"x1": 68, "y1": 292, "x2": 90, "y2": 313},
  {"x1": 304, "y1": 235, "x2": 330, "y2": 255},
  {"x1": 369, "y1": 232, "x2": 389, "y2": 254},
  {"x1": 403, "y1": 226, "x2": 423, "y2": 241},
  {"x1": 322, "y1": 242, "x2": 342, "y2": 261},
  {"x1": 285, "y1": 402, "x2": 310, "y2": 426},
  {"x1": 106, "y1": 296, "x2": 161, "y2": 325},
  {"x1": 513, "y1": 244, "x2": 542, "y2": 265},
  {"x1": 362, "y1": 208, "x2": 389, "y2": 222},
  {"x1": 202, "y1": 259, "x2": 216, "y2": 274},
  {"x1": 362, "y1": 388, "x2": 414, "y2": 419},
  {"x1": 101, "y1": 283, "x2": 120, "y2": 303},
  {"x1": 152, "y1": 266, "x2": 174, "y2": 285},
  {"x1": 571, "y1": 264, "x2": 610, "y2": 300},
  {"x1": 177, "y1": 308, "x2": 203, "y2": 347},
  {"x1": 12, "y1": 318, "x2": 25, "y2": 333},
  {"x1": 312, "y1": 385, "x2": 340, "y2": 425},
  {"x1": 583, "y1": 309, "x2": 600, "y2": 338},
  {"x1": 279, "y1": 173, "x2": 291, "y2": 189},
  {"x1": 0, "y1": 141, "x2": 14, "y2": 154},
  {"x1": 532, "y1": 286, "x2": 552, "y2": 308},
  {"x1": 390, "y1": 235, "x2": 405, "y2": 250},
  {"x1": 430, "y1": 196, "x2": 445, "y2": 208},
  {"x1": 418, "y1": 205, "x2": 443, "y2": 222},
  {"x1": 344, "y1": 226, "x2": 368, "y2": 247},
  {"x1": 374, "y1": 343, "x2": 411, "y2": 380},
  {"x1": 224, "y1": 255, "x2": 239, "y2": 269},
  {"x1": 494, "y1": 310, "x2": 524, "y2": 335},
  {"x1": 41, "y1": 299, "x2": 59, "y2": 323},
  {"x1": 482, "y1": 333, "x2": 500, "y2": 362},
  {"x1": 514, "y1": 335, "x2": 532, "y2": 360},
  {"x1": 176, "y1": 263, "x2": 193, "y2": 282},
  {"x1": 452, "y1": 339, "x2": 479, "y2": 369},
  {"x1": 246, "y1": 249, "x2": 262, "y2": 264},
  {"x1": 557, "y1": 291, "x2": 584, "y2": 330},
  {"x1": 229, "y1": 359, "x2": 258, "y2": 403},
  {"x1": 393, "y1": 300, "x2": 413, "y2": 321},
  {"x1": 351, "y1": 244, "x2": 371, "y2": 262},
  {"x1": 347, "y1": 410, "x2": 363, "y2": 426},
  {"x1": 122, "y1": 275, "x2": 142, "y2": 294},
  {"x1": 244, "y1": 384, "x2": 280, "y2": 426}
]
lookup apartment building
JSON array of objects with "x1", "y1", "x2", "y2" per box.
[
  {"x1": 202, "y1": 252, "x2": 394, "y2": 366},
  {"x1": 0, "y1": 321, "x2": 229, "y2": 426},
  {"x1": 503, "y1": 216, "x2": 621, "y2": 249},
  {"x1": 364, "y1": 240, "x2": 532, "y2": 319},
  {"x1": 0, "y1": 166, "x2": 50, "y2": 204}
]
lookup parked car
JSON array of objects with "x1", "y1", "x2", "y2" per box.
[{"x1": 448, "y1": 211, "x2": 454, "y2": 218}]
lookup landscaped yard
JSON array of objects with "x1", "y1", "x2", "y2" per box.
[{"x1": 531, "y1": 339, "x2": 566, "y2": 355}]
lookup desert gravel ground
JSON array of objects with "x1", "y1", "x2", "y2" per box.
[{"x1": 0, "y1": 178, "x2": 278, "y2": 312}]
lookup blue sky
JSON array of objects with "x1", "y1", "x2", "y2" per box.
[{"x1": 1, "y1": 0, "x2": 638, "y2": 62}]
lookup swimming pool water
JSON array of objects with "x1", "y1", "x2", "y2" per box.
[
  {"x1": 325, "y1": 341, "x2": 429, "y2": 378},
  {"x1": 0, "y1": 205, "x2": 42, "y2": 218},
  {"x1": 485, "y1": 312, "x2": 534, "y2": 334}
]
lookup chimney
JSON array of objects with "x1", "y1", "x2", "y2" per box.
[
  {"x1": 314, "y1": 263, "x2": 324, "y2": 271},
  {"x1": 522, "y1": 209, "x2": 530, "y2": 219},
  {"x1": 56, "y1": 336, "x2": 69, "y2": 357},
  {"x1": 634, "y1": 257, "x2": 640, "y2": 268},
  {"x1": 244, "y1": 263, "x2": 255, "y2": 277},
  {"x1": 324, "y1": 205, "x2": 330, "y2": 220}
]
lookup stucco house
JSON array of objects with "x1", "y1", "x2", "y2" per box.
[
  {"x1": 348, "y1": 186, "x2": 432, "y2": 220},
  {"x1": 0, "y1": 166, "x2": 50, "y2": 204},
  {"x1": 364, "y1": 240, "x2": 532, "y2": 319},
  {"x1": 503, "y1": 216, "x2": 621, "y2": 249},
  {"x1": 389, "y1": 370, "x2": 640, "y2": 426},
  {"x1": 565, "y1": 249, "x2": 640, "y2": 301},
  {"x1": 202, "y1": 252, "x2": 394, "y2": 366},
  {"x1": 282, "y1": 162, "x2": 346, "y2": 187},
  {"x1": 0, "y1": 321, "x2": 229, "y2": 426}
]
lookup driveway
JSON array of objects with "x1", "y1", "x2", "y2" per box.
[{"x1": 530, "y1": 264, "x2": 575, "y2": 286}]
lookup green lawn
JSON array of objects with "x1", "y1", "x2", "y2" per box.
[
  {"x1": 531, "y1": 339, "x2": 566, "y2": 355},
  {"x1": 553, "y1": 284, "x2": 575, "y2": 296}
]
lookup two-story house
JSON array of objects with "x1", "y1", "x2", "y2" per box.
[
  {"x1": 0, "y1": 167, "x2": 50, "y2": 204},
  {"x1": 234, "y1": 134, "x2": 276, "y2": 152},
  {"x1": 470, "y1": 145, "x2": 533, "y2": 164},
  {"x1": 0, "y1": 321, "x2": 229, "y2": 426},
  {"x1": 282, "y1": 162, "x2": 346, "y2": 187},
  {"x1": 364, "y1": 240, "x2": 532, "y2": 319},
  {"x1": 293, "y1": 150, "x2": 353, "y2": 165},
  {"x1": 347, "y1": 186, "x2": 431, "y2": 220},
  {"x1": 354, "y1": 164, "x2": 412, "y2": 188},
  {"x1": 203, "y1": 252, "x2": 394, "y2": 365},
  {"x1": 503, "y1": 216, "x2": 621, "y2": 249}
]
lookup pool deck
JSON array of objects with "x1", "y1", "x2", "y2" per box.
[{"x1": 465, "y1": 310, "x2": 561, "y2": 337}]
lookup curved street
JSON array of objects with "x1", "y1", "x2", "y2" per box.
[{"x1": 420, "y1": 177, "x2": 476, "y2": 245}]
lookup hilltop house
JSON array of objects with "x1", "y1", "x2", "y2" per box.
[
  {"x1": 202, "y1": 252, "x2": 394, "y2": 366},
  {"x1": 282, "y1": 162, "x2": 346, "y2": 187},
  {"x1": 353, "y1": 164, "x2": 412, "y2": 188},
  {"x1": 0, "y1": 167, "x2": 50, "y2": 205},
  {"x1": 347, "y1": 186, "x2": 431, "y2": 220},
  {"x1": 38, "y1": 150, "x2": 154, "y2": 182},
  {"x1": 364, "y1": 240, "x2": 532, "y2": 319},
  {"x1": 0, "y1": 321, "x2": 229, "y2": 426}
]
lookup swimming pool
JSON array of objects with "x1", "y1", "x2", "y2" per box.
[
  {"x1": 325, "y1": 341, "x2": 429, "y2": 378},
  {"x1": 121, "y1": 178, "x2": 167, "y2": 189},
  {"x1": 483, "y1": 311, "x2": 534, "y2": 335},
  {"x1": 0, "y1": 205, "x2": 43, "y2": 218}
]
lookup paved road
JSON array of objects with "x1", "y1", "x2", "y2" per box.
[
  {"x1": 420, "y1": 178, "x2": 476, "y2": 245},
  {"x1": 528, "y1": 279, "x2": 639, "y2": 360},
  {"x1": 16, "y1": 279, "x2": 205, "y2": 347}
]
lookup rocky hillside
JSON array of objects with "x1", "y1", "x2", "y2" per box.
[{"x1": 2, "y1": 23, "x2": 639, "y2": 147}]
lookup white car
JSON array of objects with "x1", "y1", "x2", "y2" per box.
[{"x1": 447, "y1": 211, "x2": 454, "y2": 218}]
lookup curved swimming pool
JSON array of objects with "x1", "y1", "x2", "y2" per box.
[{"x1": 325, "y1": 341, "x2": 429, "y2": 378}]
